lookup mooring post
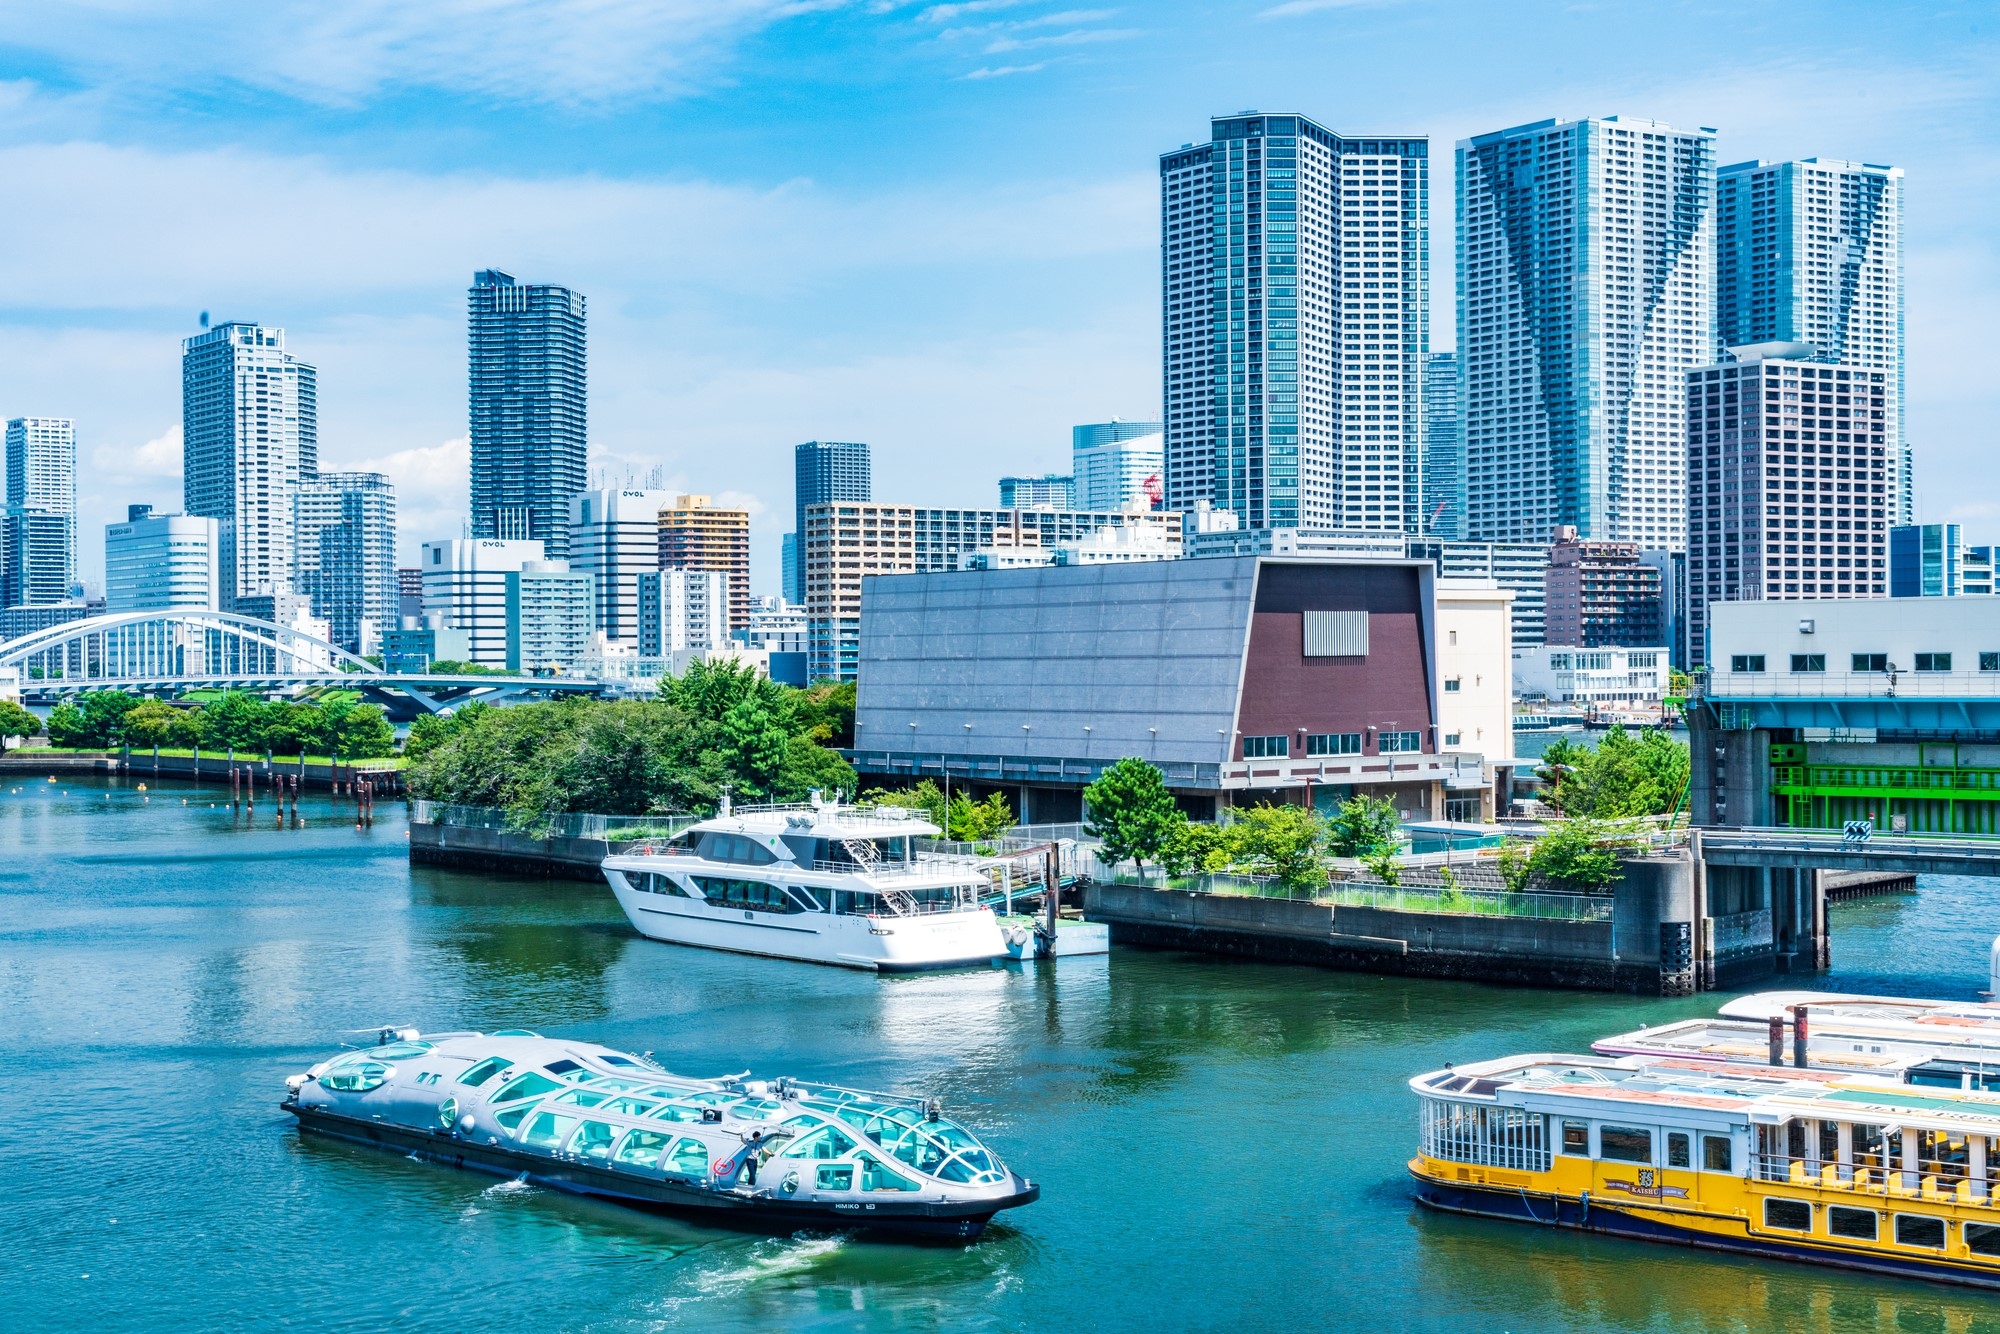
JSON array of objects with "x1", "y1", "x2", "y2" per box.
[
  {"x1": 1794, "y1": 1004, "x2": 1810, "y2": 1068},
  {"x1": 1769, "y1": 1014, "x2": 1784, "y2": 1067}
]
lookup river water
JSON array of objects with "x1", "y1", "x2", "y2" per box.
[{"x1": 6, "y1": 775, "x2": 2000, "y2": 1333}]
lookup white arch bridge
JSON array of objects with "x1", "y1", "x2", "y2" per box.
[{"x1": 0, "y1": 610, "x2": 610, "y2": 716}]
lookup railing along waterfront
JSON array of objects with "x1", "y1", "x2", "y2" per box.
[
  {"x1": 1089, "y1": 864, "x2": 1612, "y2": 921},
  {"x1": 408, "y1": 800, "x2": 699, "y2": 842}
]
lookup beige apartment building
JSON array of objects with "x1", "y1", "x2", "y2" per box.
[{"x1": 658, "y1": 494, "x2": 751, "y2": 632}]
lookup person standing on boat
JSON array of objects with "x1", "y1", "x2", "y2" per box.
[{"x1": 743, "y1": 1131, "x2": 766, "y2": 1185}]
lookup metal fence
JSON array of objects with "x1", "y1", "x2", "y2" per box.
[
  {"x1": 408, "y1": 800, "x2": 698, "y2": 842},
  {"x1": 1088, "y1": 861, "x2": 1612, "y2": 921}
]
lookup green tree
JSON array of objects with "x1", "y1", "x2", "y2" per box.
[
  {"x1": 1083, "y1": 757, "x2": 1182, "y2": 873},
  {"x1": 1325, "y1": 793, "x2": 1403, "y2": 857},
  {"x1": 43, "y1": 702, "x2": 87, "y2": 748},
  {"x1": 947, "y1": 790, "x2": 1014, "y2": 842},
  {"x1": 195, "y1": 691, "x2": 284, "y2": 752},
  {"x1": 333, "y1": 703, "x2": 397, "y2": 759},
  {"x1": 795, "y1": 680, "x2": 856, "y2": 747},
  {"x1": 1552, "y1": 727, "x2": 1690, "y2": 819},
  {"x1": 720, "y1": 693, "x2": 792, "y2": 800},
  {"x1": 1534, "y1": 735, "x2": 1591, "y2": 812},
  {"x1": 403, "y1": 702, "x2": 487, "y2": 763},
  {"x1": 1228, "y1": 803, "x2": 1328, "y2": 890},
  {"x1": 0, "y1": 699, "x2": 42, "y2": 747},
  {"x1": 775, "y1": 733, "x2": 857, "y2": 803},
  {"x1": 871, "y1": 779, "x2": 948, "y2": 829},
  {"x1": 1495, "y1": 838, "x2": 1533, "y2": 893},
  {"x1": 1158, "y1": 818, "x2": 1230, "y2": 877},
  {"x1": 121, "y1": 699, "x2": 190, "y2": 749},
  {"x1": 45, "y1": 691, "x2": 140, "y2": 748},
  {"x1": 1527, "y1": 816, "x2": 1649, "y2": 891}
]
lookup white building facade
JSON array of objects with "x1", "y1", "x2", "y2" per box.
[
  {"x1": 506, "y1": 560, "x2": 593, "y2": 672},
  {"x1": 569, "y1": 487, "x2": 673, "y2": 647},
  {"x1": 1458, "y1": 116, "x2": 1715, "y2": 550},
  {"x1": 105, "y1": 510, "x2": 220, "y2": 612},
  {"x1": 420, "y1": 538, "x2": 544, "y2": 668},
  {"x1": 1073, "y1": 426, "x2": 1164, "y2": 512},
  {"x1": 637, "y1": 568, "x2": 730, "y2": 657},
  {"x1": 1514, "y1": 645, "x2": 1670, "y2": 705},
  {"x1": 181, "y1": 322, "x2": 316, "y2": 610},
  {"x1": 4, "y1": 416, "x2": 77, "y2": 607},
  {"x1": 1161, "y1": 113, "x2": 1428, "y2": 533}
]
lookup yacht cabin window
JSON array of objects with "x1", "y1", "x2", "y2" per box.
[
  {"x1": 1667, "y1": 1132, "x2": 1690, "y2": 1168},
  {"x1": 1598, "y1": 1126, "x2": 1652, "y2": 1164},
  {"x1": 1702, "y1": 1135, "x2": 1732, "y2": 1172},
  {"x1": 699, "y1": 833, "x2": 780, "y2": 865}
]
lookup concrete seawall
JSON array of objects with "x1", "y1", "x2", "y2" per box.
[
  {"x1": 408, "y1": 819, "x2": 612, "y2": 881},
  {"x1": 1084, "y1": 857, "x2": 1696, "y2": 994},
  {"x1": 0, "y1": 750, "x2": 403, "y2": 792}
]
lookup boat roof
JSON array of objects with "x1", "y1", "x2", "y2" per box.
[
  {"x1": 1719, "y1": 991, "x2": 2000, "y2": 1036},
  {"x1": 1413, "y1": 1050, "x2": 2000, "y2": 1135},
  {"x1": 688, "y1": 802, "x2": 941, "y2": 841},
  {"x1": 1592, "y1": 1017, "x2": 1983, "y2": 1074}
]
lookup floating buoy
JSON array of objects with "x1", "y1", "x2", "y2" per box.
[
  {"x1": 47, "y1": 776, "x2": 56, "y2": 782},
  {"x1": 137, "y1": 783, "x2": 146, "y2": 792}
]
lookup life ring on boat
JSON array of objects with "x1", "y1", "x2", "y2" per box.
[{"x1": 713, "y1": 1158, "x2": 735, "y2": 1177}]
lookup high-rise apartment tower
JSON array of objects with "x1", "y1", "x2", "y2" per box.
[
  {"x1": 1458, "y1": 116, "x2": 1716, "y2": 549},
  {"x1": 793, "y1": 440, "x2": 870, "y2": 600},
  {"x1": 182, "y1": 322, "x2": 317, "y2": 609},
  {"x1": 1162, "y1": 113, "x2": 1429, "y2": 532},
  {"x1": 468, "y1": 270, "x2": 587, "y2": 561},
  {"x1": 1717, "y1": 157, "x2": 1904, "y2": 523},
  {"x1": 1420, "y1": 353, "x2": 1463, "y2": 538},
  {"x1": 295, "y1": 471, "x2": 397, "y2": 655},
  {"x1": 3, "y1": 417, "x2": 77, "y2": 607},
  {"x1": 658, "y1": 493, "x2": 751, "y2": 632}
]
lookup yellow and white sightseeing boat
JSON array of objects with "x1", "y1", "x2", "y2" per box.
[{"x1": 1409, "y1": 1051, "x2": 2000, "y2": 1288}]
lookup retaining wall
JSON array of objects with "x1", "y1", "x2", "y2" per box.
[
  {"x1": 1084, "y1": 856, "x2": 1699, "y2": 994},
  {"x1": 408, "y1": 819, "x2": 613, "y2": 881}
]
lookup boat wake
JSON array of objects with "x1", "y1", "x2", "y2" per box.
[
  {"x1": 482, "y1": 1173, "x2": 536, "y2": 1198},
  {"x1": 662, "y1": 1234, "x2": 846, "y2": 1309}
]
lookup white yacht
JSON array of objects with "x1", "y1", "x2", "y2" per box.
[{"x1": 601, "y1": 797, "x2": 1007, "y2": 971}]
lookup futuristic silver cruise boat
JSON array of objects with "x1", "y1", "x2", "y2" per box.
[
  {"x1": 283, "y1": 1030, "x2": 1038, "y2": 1241},
  {"x1": 601, "y1": 796, "x2": 1007, "y2": 971}
]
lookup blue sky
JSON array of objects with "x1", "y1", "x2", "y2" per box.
[{"x1": 0, "y1": 0, "x2": 1993, "y2": 588}]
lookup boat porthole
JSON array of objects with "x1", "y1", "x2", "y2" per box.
[
  {"x1": 782, "y1": 1172, "x2": 799, "y2": 1195},
  {"x1": 437, "y1": 1098, "x2": 459, "y2": 1130}
]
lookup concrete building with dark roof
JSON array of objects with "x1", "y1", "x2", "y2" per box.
[{"x1": 849, "y1": 556, "x2": 1511, "y2": 824}]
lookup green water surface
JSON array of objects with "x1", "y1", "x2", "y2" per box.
[{"x1": 3, "y1": 775, "x2": 1997, "y2": 1332}]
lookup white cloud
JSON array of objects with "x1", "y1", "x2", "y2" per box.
[
  {"x1": 90, "y1": 424, "x2": 182, "y2": 487},
  {"x1": 11, "y1": 0, "x2": 859, "y2": 108},
  {"x1": 964, "y1": 63, "x2": 1048, "y2": 78},
  {"x1": 1258, "y1": 0, "x2": 1400, "y2": 16},
  {"x1": 983, "y1": 26, "x2": 1139, "y2": 52}
]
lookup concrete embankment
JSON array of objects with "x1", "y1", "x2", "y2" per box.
[
  {"x1": 1083, "y1": 857, "x2": 1696, "y2": 994},
  {"x1": 0, "y1": 750, "x2": 403, "y2": 792}
]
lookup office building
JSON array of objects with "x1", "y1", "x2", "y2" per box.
[
  {"x1": 637, "y1": 568, "x2": 731, "y2": 657},
  {"x1": 397, "y1": 567, "x2": 424, "y2": 623},
  {"x1": 1073, "y1": 420, "x2": 1164, "y2": 512},
  {"x1": 998, "y1": 474, "x2": 1075, "y2": 510},
  {"x1": 1639, "y1": 548, "x2": 1690, "y2": 669},
  {"x1": 295, "y1": 472, "x2": 396, "y2": 655},
  {"x1": 658, "y1": 493, "x2": 750, "y2": 633},
  {"x1": 233, "y1": 587, "x2": 319, "y2": 637},
  {"x1": 1717, "y1": 157, "x2": 1904, "y2": 520},
  {"x1": 182, "y1": 322, "x2": 316, "y2": 609},
  {"x1": 420, "y1": 538, "x2": 545, "y2": 668},
  {"x1": 567, "y1": 487, "x2": 671, "y2": 646},
  {"x1": 1544, "y1": 527, "x2": 1663, "y2": 648},
  {"x1": 1686, "y1": 351, "x2": 1889, "y2": 667},
  {"x1": 793, "y1": 441, "x2": 870, "y2": 600},
  {"x1": 1419, "y1": 353, "x2": 1463, "y2": 538},
  {"x1": 1513, "y1": 646, "x2": 1670, "y2": 707},
  {"x1": 0, "y1": 598, "x2": 102, "y2": 643},
  {"x1": 506, "y1": 560, "x2": 593, "y2": 672},
  {"x1": 382, "y1": 623, "x2": 471, "y2": 673},
  {"x1": 468, "y1": 270, "x2": 587, "y2": 561},
  {"x1": 803, "y1": 504, "x2": 1184, "y2": 681},
  {"x1": 1161, "y1": 113, "x2": 1429, "y2": 532},
  {"x1": 736, "y1": 596, "x2": 807, "y2": 654},
  {"x1": 1890, "y1": 524, "x2": 1995, "y2": 598},
  {"x1": 3, "y1": 417, "x2": 77, "y2": 607},
  {"x1": 850, "y1": 558, "x2": 1511, "y2": 824},
  {"x1": 1897, "y1": 441, "x2": 1915, "y2": 527},
  {"x1": 1459, "y1": 116, "x2": 1716, "y2": 549},
  {"x1": 780, "y1": 533, "x2": 801, "y2": 605},
  {"x1": 104, "y1": 508, "x2": 220, "y2": 612}
]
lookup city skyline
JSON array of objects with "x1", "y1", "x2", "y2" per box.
[{"x1": 0, "y1": 2, "x2": 1988, "y2": 594}]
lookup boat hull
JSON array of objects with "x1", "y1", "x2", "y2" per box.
[
  {"x1": 606, "y1": 875, "x2": 1006, "y2": 971},
  {"x1": 290, "y1": 1103, "x2": 1035, "y2": 1242},
  {"x1": 1411, "y1": 1167, "x2": 2000, "y2": 1291}
]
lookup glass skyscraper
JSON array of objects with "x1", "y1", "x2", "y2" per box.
[
  {"x1": 1716, "y1": 157, "x2": 1904, "y2": 519},
  {"x1": 468, "y1": 269, "x2": 587, "y2": 562},
  {"x1": 1161, "y1": 113, "x2": 1429, "y2": 532},
  {"x1": 1419, "y1": 353, "x2": 1463, "y2": 538},
  {"x1": 3, "y1": 417, "x2": 76, "y2": 608},
  {"x1": 1458, "y1": 116, "x2": 1716, "y2": 550},
  {"x1": 182, "y1": 322, "x2": 317, "y2": 609},
  {"x1": 1073, "y1": 420, "x2": 1164, "y2": 512}
]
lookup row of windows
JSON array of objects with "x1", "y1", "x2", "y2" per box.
[
  {"x1": 1243, "y1": 731, "x2": 1414, "y2": 758},
  {"x1": 1760, "y1": 1197, "x2": 1999, "y2": 1255},
  {"x1": 1731, "y1": 653, "x2": 1997, "y2": 674}
]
